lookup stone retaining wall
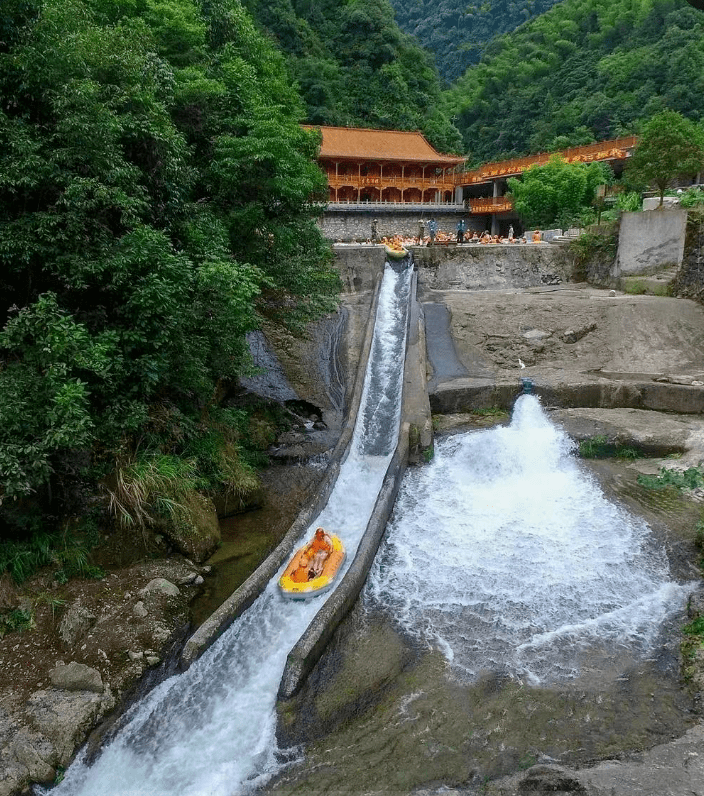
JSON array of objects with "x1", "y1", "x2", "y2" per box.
[
  {"x1": 672, "y1": 210, "x2": 704, "y2": 301},
  {"x1": 333, "y1": 245, "x2": 386, "y2": 293},
  {"x1": 320, "y1": 209, "x2": 476, "y2": 242}
]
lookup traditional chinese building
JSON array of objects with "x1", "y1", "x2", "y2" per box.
[
  {"x1": 308, "y1": 127, "x2": 638, "y2": 240},
  {"x1": 304, "y1": 125, "x2": 465, "y2": 205}
]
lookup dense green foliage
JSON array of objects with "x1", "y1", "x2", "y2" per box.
[
  {"x1": 507, "y1": 156, "x2": 611, "y2": 228},
  {"x1": 447, "y1": 0, "x2": 704, "y2": 162},
  {"x1": 626, "y1": 110, "x2": 704, "y2": 204},
  {"x1": 242, "y1": 0, "x2": 463, "y2": 152},
  {"x1": 389, "y1": 0, "x2": 562, "y2": 84},
  {"x1": 0, "y1": 0, "x2": 340, "y2": 540}
]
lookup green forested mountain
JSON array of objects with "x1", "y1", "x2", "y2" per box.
[
  {"x1": 241, "y1": 0, "x2": 464, "y2": 152},
  {"x1": 388, "y1": 0, "x2": 563, "y2": 84},
  {"x1": 447, "y1": 0, "x2": 704, "y2": 162},
  {"x1": 0, "y1": 0, "x2": 340, "y2": 535}
]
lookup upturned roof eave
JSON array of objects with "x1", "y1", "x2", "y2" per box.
[
  {"x1": 318, "y1": 153, "x2": 464, "y2": 164},
  {"x1": 302, "y1": 124, "x2": 465, "y2": 165}
]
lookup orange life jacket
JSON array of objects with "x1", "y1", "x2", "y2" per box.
[
  {"x1": 308, "y1": 536, "x2": 332, "y2": 555},
  {"x1": 291, "y1": 566, "x2": 310, "y2": 583}
]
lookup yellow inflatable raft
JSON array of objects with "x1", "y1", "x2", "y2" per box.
[
  {"x1": 384, "y1": 243, "x2": 408, "y2": 260},
  {"x1": 278, "y1": 535, "x2": 346, "y2": 600}
]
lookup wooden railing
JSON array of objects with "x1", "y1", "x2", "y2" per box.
[{"x1": 459, "y1": 136, "x2": 638, "y2": 186}]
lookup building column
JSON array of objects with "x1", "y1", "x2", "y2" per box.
[
  {"x1": 491, "y1": 214, "x2": 499, "y2": 236},
  {"x1": 454, "y1": 186, "x2": 463, "y2": 205},
  {"x1": 493, "y1": 179, "x2": 500, "y2": 198}
]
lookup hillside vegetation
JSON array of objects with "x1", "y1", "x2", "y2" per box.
[
  {"x1": 242, "y1": 0, "x2": 464, "y2": 153},
  {"x1": 388, "y1": 0, "x2": 562, "y2": 84},
  {"x1": 0, "y1": 0, "x2": 340, "y2": 551},
  {"x1": 447, "y1": 0, "x2": 704, "y2": 162}
]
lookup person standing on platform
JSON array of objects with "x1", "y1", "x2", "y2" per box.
[
  {"x1": 417, "y1": 219, "x2": 425, "y2": 244},
  {"x1": 456, "y1": 218, "x2": 466, "y2": 244},
  {"x1": 371, "y1": 218, "x2": 379, "y2": 242},
  {"x1": 428, "y1": 218, "x2": 438, "y2": 245}
]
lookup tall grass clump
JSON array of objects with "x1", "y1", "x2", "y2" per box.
[{"x1": 107, "y1": 454, "x2": 200, "y2": 531}]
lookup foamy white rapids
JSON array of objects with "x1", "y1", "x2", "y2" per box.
[
  {"x1": 45, "y1": 263, "x2": 412, "y2": 796},
  {"x1": 366, "y1": 394, "x2": 695, "y2": 684}
]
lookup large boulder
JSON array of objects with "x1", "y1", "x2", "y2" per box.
[
  {"x1": 49, "y1": 661, "x2": 103, "y2": 693},
  {"x1": 58, "y1": 602, "x2": 97, "y2": 649},
  {"x1": 140, "y1": 578, "x2": 180, "y2": 598},
  {"x1": 25, "y1": 688, "x2": 104, "y2": 765},
  {"x1": 160, "y1": 493, "x2": 221, "y2": 562}
]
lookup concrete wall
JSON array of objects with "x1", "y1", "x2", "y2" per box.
[
  {"x1": 430, "y1": 376, "x2": 704, "y2": 416},
  {"x1": 413, "y1": 243, "x2": 573, "y2": 291},
  {"x1": 333, "y1": 245, "x2": 386, "y2": 293},
  {"x1": 616, "y1": 208, "x2": 687, "y2": 275},
  {"x1": 320, "y1": 209, "x2": 478, "y2": 242}
]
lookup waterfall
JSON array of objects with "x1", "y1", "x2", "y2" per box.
[
  {"x1": 46, "y1": 262, "x2": 413, "y2": 796},
  {"x1": 366, "y1": 394, "x2": 695, "y2": 685}
]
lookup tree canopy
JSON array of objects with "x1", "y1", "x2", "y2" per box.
[
  {"x1": 0, "y1": 0, "x2": 340, "y2": 528},
  {"x1": 507, "y1": 157, "x2": 611, "y2": 229},
  {"x1": 625, "y1": 110, "x2": 704, "y2": 205},
  {"x1": 388, "y1": 0, "x2": 563, "y2": 84},
  {"x1": 241, "y1": 0, "x2": 464, "y2": 153}
]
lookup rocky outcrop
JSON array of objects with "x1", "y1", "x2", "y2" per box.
[
  {"x1": 484, "y1": 725, "x2": 704, "y2": 796},
  {"x1": 671, "y1": 209, "x2": 704, "y2": 302},
  {"x1": 0, "y1": 560, "x2": 205, "y2": 796},
  {"x1": 159, "y1": 493, "x2": 220, "y2": 563}
]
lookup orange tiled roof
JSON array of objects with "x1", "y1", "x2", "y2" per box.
[{"x1": 302, "y1": 125, "x2": 464, "y2": 164}]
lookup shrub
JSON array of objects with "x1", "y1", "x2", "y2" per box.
[
  {"x1": 0, "y1": 608, "x2": 34, "y2": 638},
  {"x1": 637, "y1": 466, "x2": 704, "y2": 491},
  {"x1": 569, "y1": 227, "x2": 618, "y2": 282}
]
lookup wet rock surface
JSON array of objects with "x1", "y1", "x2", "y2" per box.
[{"x1": 426, "y1": 285, "x2": 704, "y2": 384}]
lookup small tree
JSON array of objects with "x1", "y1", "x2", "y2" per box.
[
  {"x1": 626, "y1": 110, "x2": 704, "y2": 207},
  {"x1": 507, "y1": 156, "x2": 610, "y2": 230}
]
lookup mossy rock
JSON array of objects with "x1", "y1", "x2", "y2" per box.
[{"x1": 160, "y1": 492, "x2": 221, "y2": 563}]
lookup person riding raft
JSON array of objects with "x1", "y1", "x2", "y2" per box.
[
  {"x1": 303, "y1": 527, "x2": 333, "y2": 578},
  {"x1": 290, "y1": 556, "x2": 312, "y2": 583}
]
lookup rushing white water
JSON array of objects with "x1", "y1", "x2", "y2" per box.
[
  {"x1": 47, "y1": 263, "x2": 412, "y2": 796},
  {"x1": 366, "y1": 394, "x2": 695, "y2": 685}
]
